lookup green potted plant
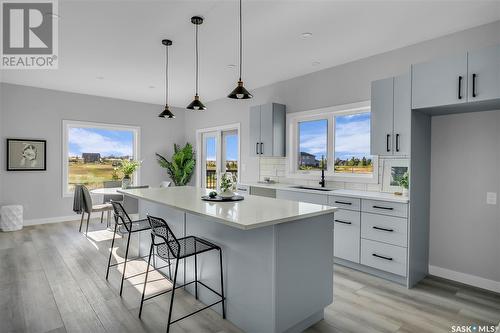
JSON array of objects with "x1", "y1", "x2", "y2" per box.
[
  {"x1": 219, "y1": 172, "x2": 236, "y2": 198},
  {"x1": 398, "y1": 172, "x2": 409, "y2": 197},
  {"x1": 156, "y1": 143, "x2": 195, "y2": 186},
  {"x1": 119, "y1": 159, "x2": 141, "y2": 189}
]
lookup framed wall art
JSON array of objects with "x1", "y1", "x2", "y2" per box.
[{"x1": 7, "y1": 139, "x2": 47, "y2": 171}]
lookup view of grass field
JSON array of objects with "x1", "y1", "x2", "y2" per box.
[{"x1": 68, "y1": 160, "x2": 125, "y2": 192}]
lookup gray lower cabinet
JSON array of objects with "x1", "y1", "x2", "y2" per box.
[
  {"x1": 468, "y1": 44, "x2": 500, "y2": 102},
  {"x1": 333, "y1": 209, "x2": 361, "y2": 263},
  {"x1": 249, "y1": 103, "x2": 286, "y2": 157},
  {"x1": 370, "y1": 73, "x2": 411, "y2": 156},
  {"x1": 411, "y1": 53, "x2": 468, "y2": 109}
]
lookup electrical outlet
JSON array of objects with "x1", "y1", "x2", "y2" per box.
[{"x1": 486, "y1": 192, "x2": 497, "y2": 205}]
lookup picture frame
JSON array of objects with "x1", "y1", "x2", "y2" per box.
[
  {"x1": 6, "y1": 139, "x2": 47, "y2": 171},
  {"x1": 382, "y1": 158, "x2": 409, "y2": 193}
]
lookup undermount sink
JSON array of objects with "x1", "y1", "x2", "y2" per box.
[{"x1": 291, "y1": 186, "x2": 333, "y2": 192}]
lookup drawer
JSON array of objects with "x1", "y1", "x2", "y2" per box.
[
  {"x1": 333, "y1": 209, "x2": 361, "y2": 263},
  {"x1": 329, "y1": 195, "x2": 361, "y2": 211},
  {"x1": 361, "y1": 199, "x2": 408, "y2": 218},
  {"x1": 361, "y1": 213, "x2": 407, "y2": 247},
  {"x1": 361, "y1": 239, "x2": 407, "y2": 276},
  {"x1": 236, "y1": 185, "x2": 249, "y2": 196},
  {"x1": 250, "y1": 186, "x2": 276, "y2": 198}
]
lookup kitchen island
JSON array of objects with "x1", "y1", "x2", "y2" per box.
[{"x1": 119, "y1": 186, "x2": 337, "y2": 333}]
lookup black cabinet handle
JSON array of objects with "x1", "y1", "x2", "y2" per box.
[
  {"x1": 373, "y1": 226, "x2": 394, "y2": 232},
  {"x1": 458, "y1": 76, "x2": 463, "y2": 100},
  {"x1": 472, "y1": 73, "x2": 477, "y2": 98},
  {"x1": 386, "y1": 134, "x2": 391, "y2": 152},
  {"x1": 372, "y1": 253, "x2": 393, "y2": 261},
  {"x1": 260, "y1": 142, "x2": 264, "y2": 155},
  {"x1": 396, "y1": 134, "x2": 400, "y2": 152},
  {"x1": 256, "y1": 143, "x2": 259, "y2": 155},
  {"x1": 373, "y1": 205, "x2": 394, "y2": 210},
  {"x1": 334, "y1": 201, "x2": 352, "y2": 205},
  {"x1": 334, "y1": 219, "x2": 352, "y2": 225}
]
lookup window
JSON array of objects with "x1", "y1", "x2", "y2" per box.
[
  {"x1": 288, "y1": 101, "x2": 377, "y2": 181},
  {"x1": 334, "y1": 113, "x2": 373, "y2": 174},
  {"x1": 196, "y1": 124, "x2": 240, "y2": 190},
  {"x1": 298, "y1": 119, "x2": 328, "y2": 171},
  {"x1": 62, "y1": 121, "x2": 140, "y2": 196}
]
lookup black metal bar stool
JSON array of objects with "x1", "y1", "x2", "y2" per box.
[
  {"x1": 106, "y1": 202, "x2": 168, "y2": 295},
  {"x1": 139, "y1": 215, "x2": 226, "y2": 333}
]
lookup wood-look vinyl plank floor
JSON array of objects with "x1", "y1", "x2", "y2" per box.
[{"x1": 0, "y1": 219, "x2": 499, "y2": 333}]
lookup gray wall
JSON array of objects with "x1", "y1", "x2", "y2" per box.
[
  {"x1": 0, "y1": 85, "x2": 4, "y2": 205},
  {"x1": 0, "y1": 83, "x2": 186, "y2": 220},
  {"x1": 430, "y1": 110, "x2": 500, "y2": 282},
  {"x1": 184, "y1": 20, "x2": 500, "y2": 183}
]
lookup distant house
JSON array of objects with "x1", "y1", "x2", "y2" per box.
[
  {"x1": 82, "y1": 153, "x2": 101, "y2": 163},
  {"x1": 299, "y1": 152, "x2": 319, "y2": 167}
]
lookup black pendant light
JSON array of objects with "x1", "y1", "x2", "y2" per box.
[
  {"x1": 159, "y1": 39, "x2": 175, "y2": 118},
  {"x1": 228, "y1": 0, "x2": 252, "y2": 99},
  {"x1": 186, "y1": 16, "x2": 206, "y2": 110}
]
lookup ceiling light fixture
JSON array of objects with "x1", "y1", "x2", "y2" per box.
[
  {"x1": 186, "y1": 16, "x2": 206, "y2": 111},
  {"x1": 159, "y1": 39, "x2": 175, "y2": 118},
  {"x1": 301, "y1": 32, "x2": 313, "y2": 38},
  {"x1": 227, "y1": 0, "x2": 252, "y2": 100}
]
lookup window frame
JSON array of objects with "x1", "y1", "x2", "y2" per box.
[
  {"x1": 287, "y1": 101, "x2": 378, "y2": 183},
  {"x1": 62, "y1": 120, "x2": 141, "y2": 198}
]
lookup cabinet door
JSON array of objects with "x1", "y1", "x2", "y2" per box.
[
  {"x1": 249, "y1": 106, "x2": 261, "y2": 156},
  {"x1": 412, "y1": 53, "x2": 468, "y2": 109},
  {"x1": 393, "y1": 73, "x2": 411, "y2": 156},
  {"x1": 468, "y1": 45, "x2": 500, "y2": 102},
  {"x1": 259, "y1": 103, "x2": 274, "y2": 156},
  {"x1": 334, "y1": 209, "x2": 361, "y2": 263},
  {"x1": 370, "y1": 78, "x2": 394, "y2": 155}
]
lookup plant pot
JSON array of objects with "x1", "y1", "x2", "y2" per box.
[
  {"x1": 122, "y1": 177, "x2": 132, "y2": 189},
  {"x1": 219, "y1": 189, "x2": 235, "y2": 198}
]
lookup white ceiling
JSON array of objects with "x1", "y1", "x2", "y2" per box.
[{"x1": 2, "y1": 1, "x2": 500, "y2": 106}]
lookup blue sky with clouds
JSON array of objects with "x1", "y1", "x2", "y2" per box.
[
  {"x1": 69, "y1": 127, "x2": 134, "y2": 157},
  {"x1": 299, "y1": 113, "x2": 371, "y2": 160},
  {"x1": 205, "y1": 134, "x2": 238, "y2": 161}
]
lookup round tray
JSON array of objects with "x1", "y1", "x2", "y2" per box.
[{"x1": 201, "y1": 195, "x2": 244, "y2": 202}]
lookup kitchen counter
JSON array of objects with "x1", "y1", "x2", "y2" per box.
[
  {"x1": 239, "y1": 182, "x2": 409, "y2": 203},
  {"x1": 120, "y1": 186, "x2": 336, "y2": 333},
  {"x1": 119, "y1": 186, "x2": 337, "y2": 230}
]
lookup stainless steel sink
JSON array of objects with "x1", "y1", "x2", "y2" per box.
[{"x1": 291, "y1": 186, "x2": 333, "y2": 192}]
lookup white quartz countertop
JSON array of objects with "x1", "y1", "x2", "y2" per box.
[
  {"x1": 118, "y1": 186, "x2": 337, "y2": 230},
  {"x1": 239, "y1": 182, "x2": 409, "y2": 203}
]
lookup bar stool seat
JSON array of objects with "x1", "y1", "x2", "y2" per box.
[
  {"x1": 139, "y1": 215, "x2": 226, "y2": 333},
  {"x1": 118, "y1": 218, "x2": 150, "y2": 234},
  {"x1": 158, "y1": 236, "x2": 217, "y2": 259}
]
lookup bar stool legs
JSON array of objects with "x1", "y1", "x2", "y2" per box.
[
  {"x1": 105, "y1": 220, "x2": 119, "y2": 280},
  {"x1": 79, "y1": 213, "x2": 85, "y2": 232},
  {"x1": 166, "y1": 259, "x2": 180, "y2": 333},
  {"x1": 219, "y1": 248, "x2": 226, "y2": 319},
  {"x1": 119, "y1": 231, "x2": 133, "y2": 296},
  {"x1": 139, "y1": 243, "x2": 154, "y2": 318}
]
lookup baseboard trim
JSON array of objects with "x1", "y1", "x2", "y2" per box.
[
  {"x1": 429, "y1": 265, "x2": 500, "y2": 293},
  {"x1": 23, "y1": 212, "x2": 110, "y2": 226}
]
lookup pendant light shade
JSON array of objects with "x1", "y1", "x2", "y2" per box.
[
  {"x1": 159, "y1": 39, "x2": 175, "y2": 118},
  {"x1": 228, "y1": 0, "x2": 252, "y2": 99},
  {"x1": 187, "y1": 16, "x2": 206, "y2": 110}
]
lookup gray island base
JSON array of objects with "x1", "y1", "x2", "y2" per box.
[{"x1": 119, "y1": 187, "x2": 336, "y2": 333}]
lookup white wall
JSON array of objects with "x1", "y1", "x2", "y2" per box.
[
  {"x1": 430, "y1": 110, "x2": 500, "y2": 286},
  {"x1": 184, "y1": 20, "x2": 500, "y2": 184},
  {"x1": 0, "y1": 83, "x2": 186, "y2": 221}
]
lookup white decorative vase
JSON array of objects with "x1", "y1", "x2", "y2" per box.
[
  {"x1": 219, "y1": 189, "x2": 235, "y2": 198},
  {"x1": 122, "y1": 177, "x2": 132, "y2": 189}
]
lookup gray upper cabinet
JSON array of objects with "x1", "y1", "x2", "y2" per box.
[
  {"x1": 371, "y1": 77, "x2": 394, "y2": 155},
  {"x1": 411, "y1": 53, "x2": 468, "y2": 109},
  {"x1": 393, "y1": 73, "x2": 411, "y2": 156},
  {"x1": 249, "y1": 103, "x2": 286, "y2": 157},
  {"x1": 468, "y1": 44, "x2": 500, "y2": 102},
  {"x1": 371, "y1": 73, "x2": 411, "y2": 156}
]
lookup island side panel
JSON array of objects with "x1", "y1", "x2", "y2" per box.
[
  {"x1": 184, "y1": 213, "x2": 277, "y2": 333},
  {"x1": 275, "y1": 213, "x2": 334, "y2": 333}
]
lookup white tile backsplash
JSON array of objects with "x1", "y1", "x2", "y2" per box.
[{"x1": 258, "y1": 156, "x2": 409, "y2": 193}]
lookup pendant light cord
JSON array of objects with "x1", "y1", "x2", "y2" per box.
[
  {"x1": 165, "y1": 44, "x2": 169, "y2": 105},
  {"x1": 195, "y1": 23, "x2": 199, "y2": 95},
  {"x1": 239, "y1": 0, "x2": 242, "y2": 81}
]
